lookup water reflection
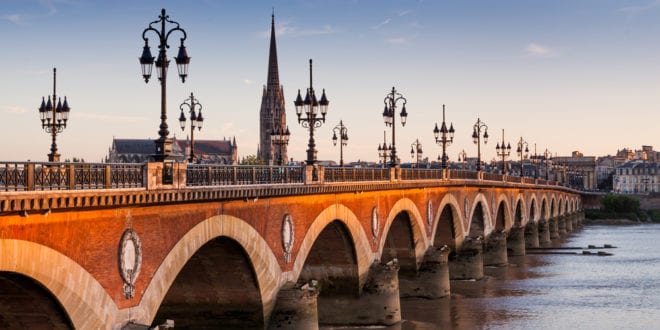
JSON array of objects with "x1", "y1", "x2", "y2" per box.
[{"x1": 322, "y1": 224, "x2": 660, "y2": 330}]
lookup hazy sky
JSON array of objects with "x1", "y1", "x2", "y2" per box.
[{"x1": 1, "y1": 0, "x2": 658, "y2": 163}]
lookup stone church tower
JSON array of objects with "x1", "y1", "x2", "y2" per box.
[{"x1": 258, "y1": 14, "x2": 287, "y2": 165}]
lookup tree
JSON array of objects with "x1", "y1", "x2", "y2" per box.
[
  {"x1": 601, "y1": 194, "x2": 640, "y2": 213},
  {"x1": 240, "y1": 155, "x2": 266, "y2": 165}
]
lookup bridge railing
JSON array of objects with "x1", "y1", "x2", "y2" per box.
[
  {"x1": 506, "y1": 175, "x2": 522, "y2": 183},
  {"x1": 522, "y1": 177, "x2": 536, "y2": 184},
  {"x1": 0, "y1": 162, "x2": 145, "y2": 191},
  {"x1": 449, "y1": 170, "x2": 478, "y2": 180},
  {"x1": 482, "y1": 172, "x2": 504, "y2": 182},
  {"x1": 187, "y1": 164, "x2": 305, "y2": 186},
  {"x1": 400, "y1": 168, "x2": 443, "y2": 180},
  {"x1": 323, "y1": 167, "x2": 390, "y2": 182}
]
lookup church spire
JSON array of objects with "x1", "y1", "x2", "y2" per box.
[{"x1": 267, "y1": 12, "x2": 280, "y2": 89}]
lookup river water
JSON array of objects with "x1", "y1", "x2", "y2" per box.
[{"x1": 329, "y1": 223, "x2": 660, "y2": 329}]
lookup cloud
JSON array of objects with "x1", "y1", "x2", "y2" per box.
[
  {"x1": 397, "y1": 10, "x2": 413, "y2": 17},
  {"x1": 372, "y1": 18, "x2": 391, "y2": 30},
  {"x1": 385, "y1": 37, "x2": 408, "y2": 44},
  {"x1": 262, "y1": 21, "x2": 338, "y2": 38},
  {"x1": 39, "y1": 0, "x2": 58, "y2": 15},
  {"x1": 1, "y1": 14, "x2": 25, "y2": 24},
  {"x1": 617, "y1": 0, "x2": 660, "y2": 16},
  {"x1": 525, "y1": 43, "x2": 556, "y2": 57},
  {"x1": 3, "y1": 106, "x2": 27, "y2": 114},
  {"x1": 242, "y1": 79, "x2": 254, "y2": 85}
]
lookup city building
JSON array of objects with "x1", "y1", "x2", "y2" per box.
[
  {"x1": 552, "y1": 151, "x2": 597, "y2": 190},
  {"x1": 613, "y1": 161, "x2": 659, "y2": 194},
  {"x1": 106, "y1": 137, "x2": 237, "y2": 164},
  {"x1": 258, "y1": 14, "x2": 288, "y2": 165}
]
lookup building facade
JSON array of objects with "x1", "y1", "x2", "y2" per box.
[
  {"x1": 107, "y1": 137, "x2": 237, "y2": 165},
  {"x1": 258, "y1": 14, "x2": 288, "y2": 165},
  {"x1": 614, "y1": 161, "x2": 659, "y2": 194}
]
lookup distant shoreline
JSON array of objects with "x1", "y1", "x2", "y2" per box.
[{"x1": 585, "y1": 218, "x2": 640, "y2": 225}]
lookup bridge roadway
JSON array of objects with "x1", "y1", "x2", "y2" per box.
[{"x1": 0, "y1": 162, "x2": 584, "y2": 329}]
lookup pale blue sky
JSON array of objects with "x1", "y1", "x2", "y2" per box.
[{"x1": 1, "y1": 0, "x2": 658, "y2": 163}]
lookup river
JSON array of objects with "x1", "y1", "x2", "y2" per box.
[{"x1": 327, "y1": 223, "x2": 660, "y2": 329}]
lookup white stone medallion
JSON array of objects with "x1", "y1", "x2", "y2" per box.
[
  {"x1": 427, "y1": 200, "x2": 433, "y2": 233},
  {"x1": 118, "y1": 228, "x2": 142, "y2": 299},
  {"x1": 371, "y1": 206, "x2": 379, "y2": 245},
  {"x1": 282, "y1": 214, "x2": 294, "y2": 263}
]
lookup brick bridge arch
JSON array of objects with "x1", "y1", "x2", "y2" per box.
[
  {"x1": 135, "y1": 215, "x2": 281, "y2": 326},
  {"x1": 378, "y1": 197, "x2": 429, "y2": 268},
  {"x1": 468, "y1": 193, "x2": 494, "y2": 237},
  {"x1": 431, "y1": 193, "x2": 465, "y2": 248},
  {"x1": 0, "y1": 239, "x2": 117, "y2": 328}
]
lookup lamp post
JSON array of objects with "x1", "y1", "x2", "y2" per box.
[
  {"x1": 38, "y1": 68, "x2": 71, "y2": 162},
  {"x1": 457, "y1": 149, "x2": 467, "y2": 170},
  {"x1": 271, "y1": 125, "x2": 291, "y2": 166},
  {"x1": 294, "y1": 59, "x2": 329, "y2": 166},
  {"x1": 516, "y1": 136, "x2": 529, "y2": 176},
  {"x1": 495, "y1": 129, "x2": 511, "y2": 175},
  {"x1": 178, "y1": 92, "x2": 203, "y2": 163},
  {"x1": 410, "y1": 139, "x2": 423, "y2": 168},
  {"x1": 433, "y1": 104, "x2": 455, "y2": 169},
  {"x1": 471, "y1": 118, "x2": 489, "y2": 171},
  {"x1": 543, "y1": 148, "x2": 552, "y2": 180},
  {"x1": 139, "y1": 8, "x2": 191, "y2": 161},
  {"x1": 332, "y1": 120, "x2": 348, "y2": 167},
  {"x1": 382, "y1": 87, "x2": 408, "y2": 167},
  {"x1": 377, "y1": 131, "x2": 391, "y2": 167}
]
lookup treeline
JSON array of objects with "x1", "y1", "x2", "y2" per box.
[{"x1": 586, "y1": 194, "x2": 660, "y2": 222}]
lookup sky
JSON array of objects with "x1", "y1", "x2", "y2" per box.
[{"x1": 1, "y1": 0, "x2": 658, "y2": 164}]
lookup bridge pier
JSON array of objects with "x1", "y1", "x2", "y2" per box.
[
  {"x1": 483, "y1": 231, "x2": 508, "y2": 266},
  {"x1": 318, "y1": 261, "x2": 401, "y2": 326},
  {"x1": 558, "y1": 216, "x2": 567, "y2": 236},
  {"x1": 448, "y1": 237, "x2": 483, "y2": 280},
  {"x1": 507, "y1": 226, "x2": 526, "y2": 256},
  {"x1": 524, "y1": 221, "x2": 540, "y2": 248},
  {"x1": 549, "y1": 218, "x2": 559, "y2": 240},
  {"x1": 538, "y1": 219, "x2": 552, "y2": 246},
  {"x1": 269, "y1": 284, "x2": 320, "y2": 330},
  {"x1": 399, "y1": 246, "x2": 450, "y2": 299},
  {"x1": 565, "y1": 215, "x2": 574, "y2": 232}
]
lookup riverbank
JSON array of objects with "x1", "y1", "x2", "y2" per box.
[{"x1": 584, "y1": 218, "x2": 640, "y2": 225}]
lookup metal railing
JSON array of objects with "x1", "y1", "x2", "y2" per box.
[
  {"x1": 187, "y1": 165, "x2": 304, "y2": 186},
  {"x1": 400, "y1": 168, "x2": 443, "y2": 180},
  {"x1": 482, "y1": 172, "x2": 504, "y2": 182},
  {"x1": 0, "y1": 162, "x2": 145, "y2": 191},
  {"x1": 450, "y1": 170, "x2": 479, "y2": 180},
  {"x1": 323, "y1": 167, "x2": 390, "y2": 182}
]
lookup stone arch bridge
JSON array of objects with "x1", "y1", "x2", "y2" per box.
[{"x1": 0, "y1": 162, "x2": 584, "y2": 329}]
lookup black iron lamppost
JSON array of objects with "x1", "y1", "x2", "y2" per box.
[
  {"x1": 543, "y1": 148, "x2": 552, "y2": 180},
  {"x1": 516, "y1": 136, "x2": 529, "y2": 176},
  {"x1": 271, "y1": 126, "x2": 291, "y2": 166},
  {"x1": 471, "y1": 118, "x2": 489, "y2": 171},
  {"x1": 457, "y1": 149, "x2": 467, "y2": 170},
  {"x1": 382, "y1": 87, "x2": 408, "y2": 167},
  {"x1": 433, "y1": 104, "x2": 455, "y2": 169},
  {"x1": 410, "y1": 139, "x2": 423, "y2": 168},
  {"x1": 38, "y1": 68, "x2": 71, "y2": 162},
  {"x1": 139, "y1": 8, "x2": 191, "y2": 161},
  {"x1": 294, "y1": 59, "x2": 329, "y2": 166},
  {"x1": 377, "y1": 131, "x2": 391, "y2": 167},
  {"x1": 178, "y1": 92, "x2": 203, "y2": 163},
  {"x1": 495, "y1": 129, "x2": 511, "y2": 175},
  {"x1": 531, "y1": 143, "x2": 540, "y2": 179},
  {"x1": 332, "y1": 120, "x2": 348, "y2": 167}
]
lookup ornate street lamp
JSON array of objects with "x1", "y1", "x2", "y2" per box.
[
  {"x1": 178, "y1": 92, "x2": 203, "y2": 163},
  {"x1": 382, "y1": 86, "x2": 408, "y2": 167},
  {"x1": 140, "y1": 8, "x2": 190, "y2": 161},
  {"x1": 271, "y1": 125, "x2": 291, "y2": 166},
  {"x1": 332, "y1": 120, "x2": 348, "y2": 167},
  {"x1": 516, "y1": 136, "x2": 530, "y2": 176},
  {"x1": 472, "y1": 118, "x2": 489, "y2": 171},
  {"x1": 457, "y1": 149, "x2": 467, "y2": 170},
  {"x1": 543, "y1": 148, "x2": 552, "y2": 180},
  {"x1": 410, "y1": 139, "x2": 423, "y2": 168},
  {"x1": 495, "y1": 129, "x2": 511, "y2": 175},
  {"x1": 377, "y1": 131, "x2": 391, "y2": 167},
  {"x1": 38, "y1": 68, "x2": 71, "y2": 162},
  {"x1": 433, "y1": 104, "x2": 455, "y2": 169},
  {"x1": 294, "y1": 59, "x2": 329, "y2": 166}
]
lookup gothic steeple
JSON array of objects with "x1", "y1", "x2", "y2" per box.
[
  {"x1": 267, "y1": 13, "x2": 280, "y2": 90},
  {"x1": 258, "y1": 12, "x2": 288, "y2": 165}
]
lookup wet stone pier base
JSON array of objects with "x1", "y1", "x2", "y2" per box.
[
  {"x1": 269, "y1": 284, "x2": 319, "y2": 330},
  {"x1": 399, "y1": 246, "x2": 450, "y2": 299},
  {"x1": 507, "y1": 227, "x2": 526, "y2": 256},
  {"x1": 448, "y1": 238, "x2": 483, "y2": 280},
  {"x1": 483, "y1": 231, "x2": 508, "y2": 266}
]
